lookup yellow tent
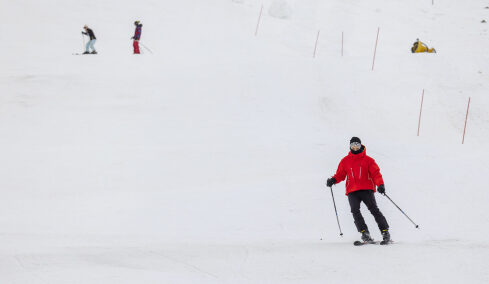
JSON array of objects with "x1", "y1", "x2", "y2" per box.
[{"x1": 411, "y1": 39, "x2": 436, "y2": 53}]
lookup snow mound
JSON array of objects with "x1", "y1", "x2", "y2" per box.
[{"x1": 268, "y1": 0, "x2": 292, "y2": 19}]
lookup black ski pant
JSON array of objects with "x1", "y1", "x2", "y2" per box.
[{"x1": 348, "y1": 190, "x2": 389, "y2": 232}]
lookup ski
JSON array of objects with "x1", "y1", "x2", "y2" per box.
[
  {"x1": 354, "y1": 240, "x2": 393, "y2": 246},
  {"x1": 354, "y1": 240, "x2": 378, "y2": 246},
  {"x1": 72, "y1": 53, "x2": 97, "y2": 55}
]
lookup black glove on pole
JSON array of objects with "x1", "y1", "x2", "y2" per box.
[
  {"x1": 328, "y1": 185, "x2": 343, "y2": 236},
  {"x1": 377, "y1": 184, "x2": 385, "y2": 194},
  {"x1": 383, "y1": 193, "x2": 419, "y2": 229},
  {"x1": 326, "y1": 178, "x2": 336, "y2": 187}
]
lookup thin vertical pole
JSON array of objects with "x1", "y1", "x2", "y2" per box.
[
  {"x1": 462, "y1": 97, "x2": 471, "y2": 144},
  {"x1": 329, "y1": 186, "x2": 343, "y2": 236},
  {"x1": 341, "y1": 31, "x2": 344, "y2": 56},
  {"x1": 255, "y1": 5, "x2": 263, "y2": 36},
  {"x1": 313, "y1": 30, "x2": 320, "y2": 58},
  {"x1": 417, "y1": 89, "x2": 425, "y2": 136},
  {"x1": 82, "y1": 34, "x2": 85, "y2": 51},
  {"x1": 372, "y1": 27, "x2": 380, "y2": 71}
]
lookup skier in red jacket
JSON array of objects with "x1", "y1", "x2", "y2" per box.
[{"x1": 326, "y1": 137, "x2": 391, "y2": 243}]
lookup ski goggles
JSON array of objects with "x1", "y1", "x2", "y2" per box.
[{"x1": 350, "y1": 142, "x2": 361, "y2": 148}]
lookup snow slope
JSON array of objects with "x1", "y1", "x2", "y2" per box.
[{"x1": 1, "y1": 0, "x2": 489, "y2": 283}]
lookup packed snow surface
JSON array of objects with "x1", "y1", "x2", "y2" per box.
[{"x1": 1, "y1": 0, "x2": 489, "y2": 283}]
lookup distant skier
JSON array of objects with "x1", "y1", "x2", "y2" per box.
[
  {"x1": 81, "y1": 25, "x2": 97, "y2": 54},
  {"x1": 411, "y1": 38, "x2": 436, "y2": 53},
  {"x1": 131, "y1": 21, "x2": 143, "y2": 54},
  {"x1": 326, "y1": 137, "x2": 391, "y2": 244}
]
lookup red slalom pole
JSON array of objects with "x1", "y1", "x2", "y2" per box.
[
  {"x1": 462, "y1": 97, "x2": 471, "y2": 144},
  {"x1": 417, "y1": 89, "x2": 425, "y2": 136},
  {"x1": 372, "y1": 27, "x2": 380, "y2": 71},
  {"x1": 313, "y1": 30, "x2": 320, "y2": 58},
  {"x1": 255, "y1": 5, "x2": 263, "y2": 36}
]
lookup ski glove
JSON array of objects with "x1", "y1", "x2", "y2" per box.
[
  {"x1": 326, "y1": 178, "x2": 336, "y2": 187},
  {"x1": 377, "y1": 184, "x2": 385, "y2": 194}
]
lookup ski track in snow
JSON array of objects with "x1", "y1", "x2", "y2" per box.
[{"x1": 2, "y1": 238, "x2": 489, "y2": 283}]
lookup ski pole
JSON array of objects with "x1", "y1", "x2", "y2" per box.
[
  {"x1": 328, "y1": 185, "x2": 343, "y2": 236},
  {"x1": 140, "y1": 42, "x2": 153, "y2": 54},
  {"x1": 82, "y1": 33, "x2": 85, "y2": 51},
  {"x1": 383, "y1": 193, "x2": 419, "y2": 228}
]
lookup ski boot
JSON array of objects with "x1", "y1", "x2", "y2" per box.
[
  {"x1": 380, "y1": 229, "x2": 391, "y2": 245},
  {"x1": 82, "y1": 51, "x2": 90, "y2": 54},
  {"x1": 91, "y1": 51, "x2": 97, "y2": 54},
  {"x1": 354, "y1": 230, "x2": 375, "y2": 246},
  {"x1": 361, "y1": 230, "x2": 374, "y2": 242}
]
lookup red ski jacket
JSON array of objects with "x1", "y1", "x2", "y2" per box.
[{"x1": 332, "y1": 146, "x2": 384, "y2": 195}]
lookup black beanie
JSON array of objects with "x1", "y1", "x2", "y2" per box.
[{"x1": 350, "y1": 137, "x2": 361, "y2": 144}]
